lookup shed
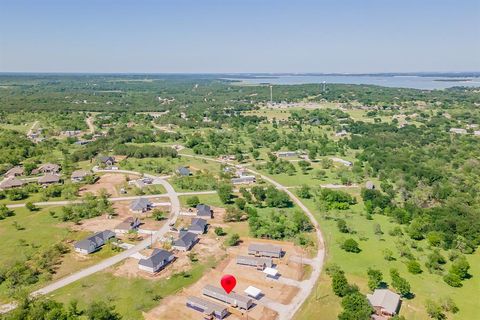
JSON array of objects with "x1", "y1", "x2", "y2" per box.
[
  {"x1": 244, "y1": 286, "x2": 262, "y2": 299},
  {"x1": 263, "y1": 267, "x2": 279, "y2": 278},
  {"x1": 176, "y1": 166, "x2": 191, "y2": 176}
]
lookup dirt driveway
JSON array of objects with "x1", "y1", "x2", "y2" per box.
[{"x1": 79, "y1": 173, "x2": 140, "y2": 197}]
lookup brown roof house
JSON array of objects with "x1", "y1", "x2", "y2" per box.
[
  {"x1": 367, "y1": 289, "x2": 401, "y2": 318},
  {"x1": 32, "y1": 163, "x2": 60, "y2": 175},
  {"x1": 38, "y1": 174, "x2": 61, "y2": 185},
  {"x1": 0, "y1": 177, "x2": 25, "y2": 190},
  {"x1": 5, "y1": 166, "x2": 24, "y2": 178}
]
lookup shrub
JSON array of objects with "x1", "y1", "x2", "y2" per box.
[{"x1": 341, "y1": 238, "x2": 360, "y2": 253}]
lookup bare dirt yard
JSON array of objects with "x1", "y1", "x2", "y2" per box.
[
  {"x1": 79, "y1": 173, "x2": 140, "y2": 197},
  {"x1": 145, "y1": 238, "x2": 306, "y2": 320}
]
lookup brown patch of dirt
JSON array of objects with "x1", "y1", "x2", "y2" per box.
[{"x1": 79, "y1": 173, "x2": 140, "y2": 197}]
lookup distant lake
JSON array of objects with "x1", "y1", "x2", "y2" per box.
[{"x1": 226, "y1": 75, "x2": 480, "y2": 90}]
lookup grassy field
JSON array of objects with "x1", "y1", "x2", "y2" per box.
[
  {"x1": 294, "y1": 198, "x2": 480, "y2": 320},
  {"x1": 50, "y1": 258, "x2": 216, "y2": 319}
]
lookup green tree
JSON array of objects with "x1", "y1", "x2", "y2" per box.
[
  {"x1": 367, "y1": 268, "x2": 383, "y2": 291},
  {"x1": 186, "y1": 196, "x2": 200, "y2": 207},
  {"x1": 407, "y1": 260, "x2": 422, "y2": 274},
  {"x1": 338, "y1": 291, "x2": 373, "y2": 320},
  {"x1": 217, "y1": 183, "x2": 233, "y2": 204},
  {"x1": 235, "y1": 197, "x2": 246, "y2": 210},
  {"x1": 341, "y1": 238, "x2": 361, "y2": 253},
  {"x1": 214, "y1": 227, "x2": 226, "y2": 236},
  {"x1": 226, "y1": 233, "x2": 240, "y2": 246},
  {"x1": 390, "y1": 269, "x2": 411, "y2": 297},
  {"x1": 85, "y1": 301, "x2": 122, "y2": 320}
]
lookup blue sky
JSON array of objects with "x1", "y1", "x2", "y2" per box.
[{"x1": 0, "y1": 0, "x2": 479, "y2": 73}]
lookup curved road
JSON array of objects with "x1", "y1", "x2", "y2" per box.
[{"x1": 179, "y1": 153, "x2": 325, "y2": 320}]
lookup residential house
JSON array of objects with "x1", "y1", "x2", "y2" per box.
[
  {"x1": 202, "y1": 285, "x2": 253, "y2": 310},
  {"x1": 367, "y1": 289, "x2": 401, "y2": 318},
  {"x1": 173, "y1": 231, "x2": 198, "y2": 251},
  {"x1": 5, "y1": 166, "x2": 24, "y2": 178},
  {"x1": 186, "y1": 296, "x2": 228, "y2": 319},
  {"x1": 130, "y1": 198, "x2": 152, "y2": 213},
  {"x1": 0, "y1": 177, "x2": 25, "y2": 190},
  {"x1": 449, "y1": 128, "x2": 467, "y2": 135},
  {"x1": 138, "y1": 249, "x2": 174, "y2": 273},
  {"x1": 114, "y1": 217, "x2": 141, "y2": 234},
  {"x1": 32, "y1": 163, "x2": 60, "y2": 175},
  {"x1": 98, "y1": 156, "x2": 116, "y2": 166},
  {"x1": 71, "y1": 170, "x2": 91, "y2": 182},
  {"x1": 74, "y1": 230, "x2": 115, "y2": 254},
  {"x1": 38, "y1": 174, "x2": 61, "y2": 185},
  {"x1": 188, "y1": 218, "x2": 207, "y2": 234},
  {"x1": 236, "y1": 255, "x2": 273, "y2": 270},
  {"x1": 248, "y1": 243, "x2": 283, "y2": 258},
  {"x1": 196, "y1": 204, "x2": 212, "y2": 218},
  {"x1": 176, "y1": 166, "x2": 191, "y2": 176}
]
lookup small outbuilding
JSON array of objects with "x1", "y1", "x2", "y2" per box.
[
  {"x1": 365, "y1": 181, "x2": 375, "y2": 190},
  {"x1": 176, "y1": 166, "x2": 191, "y2": 176},
  {"x1": 244, "y1": 286, "x2": 262, "y2": 299},
  {"x1": 263, "y1": 267, "x2": 279, "y2": 278}
]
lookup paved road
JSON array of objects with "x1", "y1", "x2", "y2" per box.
[{"x1": 179, "y1": 153, "x2": 326, "y2": 320}]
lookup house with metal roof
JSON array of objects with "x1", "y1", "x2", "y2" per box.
[
  {"x1": 114, "y1": 217, "x2": 141, "y2": 234},
  {"x1": 138, "y1": 249, "x2": 174, "y2": 273},
  {"x1": 231, "y1": 176, "x2": 256, "y2": 185},
  {"x1": 276, "y1": 151, "x2": 297, "y2": 158},
  {"x1": 0, "y1": 177, "x2": 25, "y2": 190},
  {"x1": 186, "y1": 296, "x2": 228, "y2": 319},
  {"x1": 367, "y1": 289, "x2": 401, "y2": 318},
  {"x1": 173, "y1": 231, "x2": 198, "y2": 251},
  {"x1": 74, "y1": 230, "x2": 115, "y2": 254},
  {"x1": 38, "y1": 174, "x2": 61, "y2": 185},
  {"x1": 130, "y1": 198, "x2": 152, "y2": 213},
  {"x1": 236, "y1": 255, "x2": 273, "y2": 270},
  {"x1": 188, "y1": 218, "x2": 207, "y2": 234},
  {"x1": 248, "y1": 243, "x2": 283, "y2": 258},
  {"x1": 202, "y1": 285, "x2": 253, "y2": 310},
  {"x1": 196, "y1": 204, "x2": 212, "y2": 218},
  {"x1": 176, "y1": 166, "x2": 191, "y2": 176}
]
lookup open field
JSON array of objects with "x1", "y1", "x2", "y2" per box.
[
  {"x1": 294, "y1": 198, "x2": 480, "y2": 320},
  {"x1": 79, "y1": 173, "x2": 140, "y2": 197}
]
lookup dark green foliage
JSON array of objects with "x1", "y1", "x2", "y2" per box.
[
  {"x1": 367, "y1": 268, "x2": 383, "y2": 291},
  {"x1": 341, "y1": 238, "x2": 361, "y2": 253},
  {"x1": 217, "y1": 183, "x2": 233, "y2": 204},
  {"x1": 185, "y1": 196, "x2": 200, "y2": 207},
  {"x1": 390, "y1": 269, "x2": 411, "y2": 297},
  {"x1": 406, "y1": 260, "x2": 422, "y2": 274},
  {"x1": 318, "y1": 188, "x2": 357, "y2": 210},
  {"x1": 338, "y1": 291, "x2": 374, "y2": 320}
]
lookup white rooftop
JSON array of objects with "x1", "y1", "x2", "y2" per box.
[
  {"x1": 244, "y1": 286, "x2": 262, "y2": 299},
  {"x1": 263, "y1": 267, "x2": 278, "y2": 277}
]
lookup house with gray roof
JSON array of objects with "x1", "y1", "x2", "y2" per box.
[
  {"x1": 38, "y1": 174, "x2": 61, "y2": 185},
  {"x1": 74, "y1": 230, "x2": 115, "y2": 254},
  {"x1": 138, "y1": 249, "x2": 174, "y2": 273},
  {"x1": 5, "y1": 166, "x2": 24, "y2": 178},
  {"x1": 71, "y1": 170, "x2": 91, "y2": 182},
  {"x1": 176, "y1": 166, "x2": 191, "y2": 176},
  {"x1": 248, "y1": 243, "x2": 283, "y2": 258},
  {"x1": 173, "y1": 231, "x2": 198, "y2": 251},
  {"x1": 130, "y1": 198, "x2": 152, "y2": 213},
  {"x1": 186, "y1": 296, "x2": 228, "y2": 319},
  {"x1": 367, "y1": 289, "x2": 401, "y2": 317},
  {"x1": 236, "y1": 255, "x2": 273, "y2": 270},
  {"x1": 114, "y1": 217, "x2": 141, "y2": 234},
  {"x1": 0, "y1": 177, "x2": 25, "y2": 190},
  {"x1": 188, "y1": 218, "x2": 207, "y2": 234},
  {"x1": 202, "y1": 285, "x2": 253, "y2": 310},
  {"x1": 276, "y1": 151, "x2": 297, "y2": 158},
  {"x1": 196, "y1": 204, "x2": 212, "y2": 218},
  {"x1": 98, "y1": 156, "x2": 115, "y2": 166},
  {"x1": 231, "y1": 176, "x2": 256, "y2": 185}
]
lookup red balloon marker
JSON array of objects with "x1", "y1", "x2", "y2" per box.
[{"x1": 220, "y1": 274, "x2": 237, "y2": 294}]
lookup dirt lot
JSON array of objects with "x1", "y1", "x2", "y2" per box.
[
  {"x1": 145, "y1": 238, "x2": 306, "y2": 320},
  {"x1": 79, "y1": 173, "x2": 140, "y2": 197}
]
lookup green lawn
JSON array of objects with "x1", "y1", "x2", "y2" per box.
[
  {"x1": 295, "y1": 199, "x2": 480, "y2": 320},
  {"x1": 50, "y1": 259, "x2": 216, "y2": 319}
]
